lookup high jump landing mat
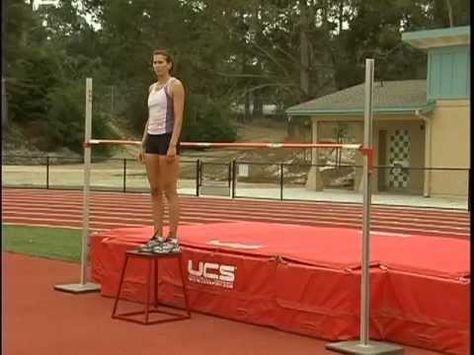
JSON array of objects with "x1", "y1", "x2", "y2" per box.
[{"x1": 90, "y1": 222, "x2": 469, "y2": 354}]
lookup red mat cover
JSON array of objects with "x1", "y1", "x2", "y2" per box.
[{"x1": 90, "y1": 222, "x2": 469, "y2": 354}]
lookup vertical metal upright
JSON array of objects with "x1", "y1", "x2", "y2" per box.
[
  {"x1": 54, "y1": 78, "x2": 101, "y2": 293},
  {"x1": 326, "y1": 60, "x2": 404, "y2": 354},
  {"x1": 360, "y1": 57, "x2": 375, "y2": 346}
]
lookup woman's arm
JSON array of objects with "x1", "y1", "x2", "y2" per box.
[
  {"x1": 142, "y1": 83, "x2": 155, "y2": 147},
  {"x1": 139, "y1": 83, "x2": 154, "y2": 162},
  {"x1": 141, "y1": 119, "x2": 149, "y2": 148},
  {"x1": 169, "y1": 79, "x2": 185, "y2": 148},
  {"x1": 138, "y1": 119, "x2": 149, "y2": 163}
]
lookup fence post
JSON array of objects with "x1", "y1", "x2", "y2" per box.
[
  {"x1": 231, "y1": 159, "x2": 236, "y2": 198},
  {"x1": 195, "y1": 159, "x2": 201, "y2": 196},
  {"x1": 280, "y1": 163, "x2": 284, "y2": 200},
  {"x1": 46, "y1": 156, "x2": 50, "y2": 189},
  {"x1": 122, "y1": 158, "x2": 127, "y2": 193},
  {"x1": 468, "y1": 168, "x2": 471, "y2": 212}
]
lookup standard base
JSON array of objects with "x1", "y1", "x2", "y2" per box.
[
  {"x1": 53, "y1": 282, "x2": 101, "y2": 294},
  {"x1": 326, "y1": 340, "x2": 404, "y2": 355}
]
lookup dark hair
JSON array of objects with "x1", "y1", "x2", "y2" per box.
[{"x1": 152, "y1": 49, "x2": 173, "y2": 72}]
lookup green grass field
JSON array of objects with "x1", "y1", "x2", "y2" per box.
[{"x1": 3, "y1": 225, "x2": 82, "y2": 263}]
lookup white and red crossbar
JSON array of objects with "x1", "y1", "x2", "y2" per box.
[
  {"x1": 86, "y1": 139, "x2": 374, "y2": 170},
  {"x1": 87, "y1": 139, "x2": 362, "y2": 150}
]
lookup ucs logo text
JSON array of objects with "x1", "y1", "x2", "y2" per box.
[{"x1": 187, "y1": 260, "x2": 236, "y2": 289}]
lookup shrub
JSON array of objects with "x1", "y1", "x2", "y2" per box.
[
  {"x1": 46, "y1": 81, "x2": 112, "y2": 155},
  {"x1": 183, "y1": 94, "x2": 237, "y2": 142}
]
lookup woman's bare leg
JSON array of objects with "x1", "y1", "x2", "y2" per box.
[
  {"x1": 145, "y1": 154, "x2": 164, "y2": 237},
  {"x1": 159, "y1": 155, "x2": 180, "y2": 238}
]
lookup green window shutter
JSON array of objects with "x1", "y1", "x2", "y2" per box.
[{"x1": 428, "y1": 46, "x2": 469, "y2": 99}]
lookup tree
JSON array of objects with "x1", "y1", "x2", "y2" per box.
[{"x1": 5, "y1": 0, "x2": 469, "y2": 150}]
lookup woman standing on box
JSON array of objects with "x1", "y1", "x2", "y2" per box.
[{"x1": 137, "y1": 49, "x2": 185, "y2": 254}]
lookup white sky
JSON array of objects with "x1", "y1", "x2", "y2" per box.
[
  {"x1": 32, "y1": 0, "x2": 59, "y2": 11},
  {"x1": 32, "y1": 0, "x2": 102, "y2": 30},
  {"x1": 32, "y1": 0, "x2": 351, "y2": 33}
]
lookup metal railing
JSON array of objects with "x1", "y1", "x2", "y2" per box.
[{"x1": 2, "y1": 154, "x2": 469, "y2": 206}]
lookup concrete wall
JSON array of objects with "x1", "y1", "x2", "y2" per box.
[
  {"x1": 427, "y1": 99, "x2": 470, "y2": 197},
  {"x1": 306, "y1": 119, "x2": 362, "y2": 191}
]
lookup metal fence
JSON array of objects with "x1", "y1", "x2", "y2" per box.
[{"x1": 2, "y1": 154, "x2": 469, "y2": 205}]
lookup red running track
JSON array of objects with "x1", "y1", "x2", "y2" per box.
[
  {"x1": 4, "y1": 253, "x2": 441, "y2": 355},
  {"x1": 2, "y1": 188, "x2": 470, "y2": 239}
]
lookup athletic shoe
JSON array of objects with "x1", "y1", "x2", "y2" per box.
[
  {"x1": 165, "y1": 238, "x2": 180, "y2": 253},
  {"x1": 137, "y1": 235, "x2": 165, "y2": 253},
  {"x1": 152, "y1": 237, "x2": 180, "y2": 254}
]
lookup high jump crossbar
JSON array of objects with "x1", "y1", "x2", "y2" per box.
[
  {"x1": 87, "y1": 139, "x2": 362, "y2": 150},
  {"x1": 86, "y1": 140, "x2": 372, "y2": 171}
]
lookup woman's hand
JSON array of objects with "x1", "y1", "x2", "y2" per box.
[
  {"x1": 166, "y1": 145, "x2": 177, "y2": 162},
  {"x1": 138, "y1": 148, "x2": 145, "y2": 164}
]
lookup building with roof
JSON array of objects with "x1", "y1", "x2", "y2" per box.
[{"x1": 286, "y1": 26, "x2": 470, "y2": 198}]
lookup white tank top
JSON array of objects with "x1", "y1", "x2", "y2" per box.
[{"x1": 147, "y1": 78, "x2": 175, "y2": 135}]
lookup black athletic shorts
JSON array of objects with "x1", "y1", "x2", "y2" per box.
[{"x1": 145, "y1": 133, "x2": 181, "y2": 155}]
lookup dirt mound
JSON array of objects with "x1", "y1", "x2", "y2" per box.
[{"x1": 3, "y1": 124, "x2": 81, "y2": 164}]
